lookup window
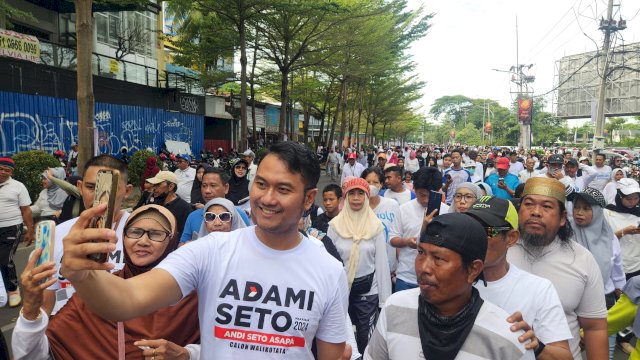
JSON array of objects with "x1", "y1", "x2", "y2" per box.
[{"x1": 96, "y1": 14, "x2": 108, "y2": 43}]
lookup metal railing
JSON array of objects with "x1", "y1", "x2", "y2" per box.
[{"x1": 38, "y1": 40, "x2": 204, "y2": 95}]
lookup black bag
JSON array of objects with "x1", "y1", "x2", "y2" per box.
[{"x1": 350, "y1": 272, "x2": 375, "y2": 295}]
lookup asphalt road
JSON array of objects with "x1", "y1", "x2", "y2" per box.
[{"x1": 0, "y1": 172, "x2": 632, "y2": 359}]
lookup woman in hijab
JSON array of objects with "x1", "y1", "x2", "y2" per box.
[
  {"x1": 604, "y1": 178, "x2": 640, "y2": 280},
  {"x1": 141, "y1": 156, "x2": 160, "y2": 191},
  {"x1": 450, "y1": 182, "x2": 483, "y2": 213},
  {"x1": 226, "y1": 159, "x2": 250, "y2": 205},
  {"x1": 327, "y1": 177, "x2": 391, "y2": 354},
  {"x1": 388, "y1": 152, "x2": 399, "y2": 165},
  {"x1": 190, "y1": 164, "x2": 212, "y2": 209},
  {"x1": 197, "y1": 197, "x2": 247, "y2": 238},
  {"x1": 13, "y1": 205, "x2": 200, "y2": 360},
  {"x1": 571, "y1": 188, "x2": 625, "y2": 359},
  {"x1": 31, "y1": 168, "x2": 67, "y2": 223},
  {"x1": 603, "y1": 168, "x2": 626, "y2": 205}
]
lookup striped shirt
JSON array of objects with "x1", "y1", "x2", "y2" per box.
[{"x1": 364, "y1": 288, "x2": 534, "y2": 360}]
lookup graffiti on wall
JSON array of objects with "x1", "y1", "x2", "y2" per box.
[{"x1": 0, "y1": 92, "x2": 204, "y2": 156}]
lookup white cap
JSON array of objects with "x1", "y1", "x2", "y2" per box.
[{"x1": 617, "y1": 178, "x2": 640, "y2": 196}]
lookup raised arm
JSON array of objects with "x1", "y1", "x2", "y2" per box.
[{"x1": 60, "y1": 204, "x2": 183, "y2": 321}]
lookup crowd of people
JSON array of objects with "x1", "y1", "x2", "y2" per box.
[{"x1": 0, "y1": 141, "x2": 640, "y2": 359}]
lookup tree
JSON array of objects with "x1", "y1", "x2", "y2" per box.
[
  {"x1": 0, "y1": 0, "x2": 35, "y2": 27},
  {"x1": 74, "y1": 0, "x2": 95, "y2": 175},
  {"x1": 605, "y1": 117, "x2": 627, "y2": 144}
]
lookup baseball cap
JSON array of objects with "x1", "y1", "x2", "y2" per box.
[
  {"x1": 617, "y1": 178, "x2": 640, "y2": 196},
  {"x1": 377, "y1": 153, "x2": 387, "y2": 160},
  {"x1": 420, "y1": 213, "x2": 487, "y2": 262},
  {"x1": 177, "y1": 154, "x2": 191, "y2": 162},
  {"x1": 565, "y1": 158, "x2": 578, "y2": 167},
  {"x1": 572, "y1": 187, "x2": 606, "y2": 208},
  {"x1": 242, "y1": 149, "x2": 255, "y2": 158},
  {"x1": 496, "y1": 157, "x2": 510, "y2": 170},
  {"x1": 348, "y1": 152, "x2": 357, "y2": 160},
  {"x1": 579, "y1": 156, "x2": 589, "y2": 162},
  {"x1": 547, "y1": 154, "x2": 564, "y2": 164},
  {"x1": 465, "y1": 196, "x2": 518, "y2": 230},
  {"x1": 146, "y1": 171, "x2": 178, "y2": 185},
  {"x1": 0, "y1": 157, "x2": 15, "y2": 169}
]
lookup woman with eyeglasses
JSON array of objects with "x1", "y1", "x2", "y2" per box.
[
  {"x1": 226, "y1": 159, "x2": 250, "y2": 206},
  {"x1": 327, "y1": 177, "x2": 391, "y2": 355},
  {"x1": 450, "y1": 182, "x2": 483, "y2": 213},
  {"x1": 197, "y1": 198, "x2": 246, "y2": 237},
  {"x1": 13, "y1": 205, "x2": 200, "y2": 359}
]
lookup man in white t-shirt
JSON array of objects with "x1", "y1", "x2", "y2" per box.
[
  {"x1": 59, "y1": 142, "x2": 349, "y2": 360},
  {"x1": 340, "y1": 152, "x2": 365, "y2": 185},
  {"x1": 382, "y1": 166, "x2": 414, "y2": 205},
  {"x1": 465, "y1": 196, "x2": 573, "y2": 359},
  {"x1": 390, "y1": 167, "x2": 449, "y2": 291},
  {"x1": 588, "y1": 153, "x2": 612, "y2": 191},
  {"x1": 242, "y1": 149, "x2": 258, "y2": 183},
  {"x1": 174, "y1": 154, "x2": 196, "y2": 203},
  {"x1": 518, "y1": 158, "x2": 539, "y2": 183},
  {"x1": 508, "y1": 151, "x2": 524, "y2": 177},
  {"x1": 507, "y1": 177, "x2": 608, "y2": 359},
  {"x1": 42, "y1": 154, "x2": 133, "y2": 315},
  {"x1": 365, "y1": 213, "x2": 534, "y2": 360}
]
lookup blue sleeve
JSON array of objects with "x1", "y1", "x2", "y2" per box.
[
  {"x1": 235, "y1": 207, "x2": 252, "y2": 226},
  {"x1": 180, "y1": 210, "x2": 201, "y2": 243},
  {"x1": 466, "y1": 170, "x2": 471, "y2": 182},
  {"x1": 410, "y1": 191, "x2": 416, "y2": 200},
  {"x1": 442, "y1": 169, "x2": 448, "y2": 184}
]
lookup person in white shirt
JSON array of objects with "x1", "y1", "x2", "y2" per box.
[
  {"x1": 603, "y1": 168, "x2": 626, "y2": 205},
  {"x1": 465, "y1": 196, "x2": 574, "y2": 359},
  {"x1": 518, "y1": 158, "x2": 539, "y2": 183},
  {"x1": 241, "y1": 149, "x2": 258, "y2": 183},
  {"x1": 173, "y1": 154, "x2": 196, "y2": 203},
  {"x1": 57, "y1": 142, "x2": 350, "y2": 360},
  {"x1": 404, "y1": 151, "x2": 420, "y2": 173},
  {"x1": 507, "y1": 177, "x2": 608, "y2": 359},
  {"x1": 508, "y1": 151, "x2": 525, "y2": 177},
  {"x1": 341, "y1": 153, "x2": 365, "y2": 185},
  {"x1": 589, "y1": 153, "x2": 613, "y2": 191},
  {"x1": 365, "y1": 213, "x2": 534, "y2": 360},
  {"x1": 382, "y1": 166, "x2": 414, "y2": 205}
]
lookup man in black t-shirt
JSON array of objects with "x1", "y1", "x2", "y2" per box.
[{"x1": 146, "y1": 171, "x2": 192, "y2": 240}]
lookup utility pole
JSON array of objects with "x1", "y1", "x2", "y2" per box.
[{"x1": 594, "y1": 0, "x2": 625, "y2": 152}]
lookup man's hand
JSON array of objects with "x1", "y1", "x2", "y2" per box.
[
  {"x1": 507, "y1": 311, "x2": 538, "y2": 350},
  {"x1": 60, "y1": 204, "x2": 117, "y2": 283},
  {"x1": 497, "y1": 180, "x2": 508, "y2": 190},
  {"x1": 404, "y1": 237, "x2": 417, "y2": 249},
  {"x1": 23, "y1": 230, "x2": 35, "y2": 246}
]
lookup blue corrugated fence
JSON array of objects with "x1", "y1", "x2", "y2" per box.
[{"x1": 0, "y1": 91, "x2": 203, "y2": 157}]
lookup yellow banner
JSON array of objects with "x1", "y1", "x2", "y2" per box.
[
  {"x1": 109, "y1": 59, "x2": 119, "y2": 74},
  {"x1": 0, "y1": 29, "x2": 40, "y2": 63}
]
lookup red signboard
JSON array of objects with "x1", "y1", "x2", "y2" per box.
[{"x1": 518, "y1": 98, "x2": 533, "y2": 125}]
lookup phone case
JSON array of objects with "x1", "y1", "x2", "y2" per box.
[
  {"x1": 88, "y1": 169, "x2": 120, "y2": 263},
  {"x1": 35, "y1": 220, "x2": 55, "y2": 268}
]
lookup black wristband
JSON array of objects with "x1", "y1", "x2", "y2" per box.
[{"x1": 534, "y1": 340, "x2": 545, "y2": 358}]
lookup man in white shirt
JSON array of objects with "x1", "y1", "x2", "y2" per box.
[
  {"x1": 340, "y1": 152, "x2": 365, "y2": 185},
  {"x1": 507, "y1": 177, "x2": 608, "y2": 359},
  {"x1": 508, "y1": 151, "x2": 525, "y2": 177},
  {"x1": 588, "y1": 153, "x2": 612, "y2": 191},
  {"x1": 382, "y1": 166, "x2": 414, "y2": 205},
  {"x1": 242, "y1": 149, "x2": 258, "y2": 183},
  {"x1": 59, "y1": 142, "x2": 349, "y2": 359},
  {"x1": 0, "y1": 157, "x2": 34, "y2": 307},
  {"x1": 174, "y1": 154, "x2": 196, "y2": 203},
  {"x1": 465, "y1": 197, "x2": 573, "y2": 359},
  {"x1": 518, "y1": 158, "x2": 539, "y2": 183}
]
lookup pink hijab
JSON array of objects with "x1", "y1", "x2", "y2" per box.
[{"x1": 389, "y1": 152, "x2": 399, "y2": 164}]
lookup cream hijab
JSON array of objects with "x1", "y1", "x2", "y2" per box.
[{"x1": 329, "y1": 191, "x2": 384, "y2": 289}]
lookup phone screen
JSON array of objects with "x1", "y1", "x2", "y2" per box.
[
  {"x1": 427, "y1": 191, "x2": 442, "y2": 215},
  {"x1": 35, "y1": 220, "x2": 55, "y2": 268}
]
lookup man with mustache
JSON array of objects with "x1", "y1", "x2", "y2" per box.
[
  {"x1": 507, "y1": 177, "x2": 608, "y2": 359},
  {"x1": 365, "y1": 213, "x2": 533, "y2": 359}
]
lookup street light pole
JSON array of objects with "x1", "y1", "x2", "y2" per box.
[{"x1": 593, "y1": 0, "x2": 615, "y2": 152}]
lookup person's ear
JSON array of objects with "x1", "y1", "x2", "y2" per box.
[
  {"x1": 467, "y1": 259, "x2": 484, "y2": 284},
  {"x1": 303, "y1": 188, "x2": 318, "y2": 211},
  {"x1": 505, "y1": 229, "x2": 519, "y2": 248}
]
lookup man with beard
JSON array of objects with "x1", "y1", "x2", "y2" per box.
[
  {"x1": 365, "y1": 213, "x2": 533, "y2": 359},
  {"x1": 507, "y1": 177, "x2": 608, "y2": 359}
]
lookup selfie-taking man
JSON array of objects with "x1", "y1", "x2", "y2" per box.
[
  {"x1": 60, "y1": 142, "x2": 349, "y2": 359},
  {"x1": 365, "y1": 213, "x2": 533, "y2": 359}
]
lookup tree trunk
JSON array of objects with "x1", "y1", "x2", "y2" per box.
[
  {"x1": 289, "y1": 71, "x2": 295, "y2": 141},
  {"x1": 328, "y1": 108, "x2": 339, "y2": 150},
  {"x1": 250, "y1": 28, "x2": 259, "y2": 148},
  {"x1": 74, "y1": 0, "x2": 95, "y2": 175},
  {"x1": 278, "y1": 69, "x2": 289, "y2": 141},
  {"x1": 238, "y1": 13, "x2": 248, "y2": 151},
  {"x1": 355, "y1": 86, "x2": 364, "y2": 150},
  {"x1": 338, "y1": 78, "x2": 348, "y2": 150},
  {"x1": 323, "y1": 107, "x2": 332, "y2": 148}
]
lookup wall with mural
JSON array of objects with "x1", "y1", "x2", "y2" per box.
[{"x1": 0, "y1": 91, "x2": 203, "y2": 156}]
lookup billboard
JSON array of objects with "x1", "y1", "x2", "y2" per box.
[
  {"x1": 518, "y1": 98, "x2": 533, "y2": 124},
  {"x1": 553, "y1": 42, "x2": 640, "y2": 119}
]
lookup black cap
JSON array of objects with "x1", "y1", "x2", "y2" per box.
[
  {"x1": 420, "y1": 213, "x2": 487, "y2": 261},
  {"x1": 547, "y1": 154, "x2": 564, "y2": 164},
  {"x1": 465, "y1": 196, "x2": 519, "y2": 230},
  {"x1": 565, "y1": 158, "x2": 578, "y2": 167},
  {"x1": 571, "y1": 187, "x2": 606, "y2": 208}
]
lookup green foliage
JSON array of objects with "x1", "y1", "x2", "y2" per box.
[
  {"x1": 0, "y1": 0, "x2": 36, "y2": 27},
  {"x1": 128, "y1": 150, "x2": 158, "y2": 189},
  {"x1": 12, "y1": 151, "x2": 61, "y2": 201},
  {"x1": 254, "y1": 147, "x2": 269, "y2": 163}
]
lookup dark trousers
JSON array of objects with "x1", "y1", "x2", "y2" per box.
[
  {"x1": 348, "y1": 293, "x2": 378, "y2": 355},
  {"x1": 0, "y1": 224, "x2": 23, "y2": 292}
]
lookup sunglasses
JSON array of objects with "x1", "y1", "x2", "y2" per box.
[
  {"x1": 205, "y1": 212, "x2": 233, "y2": 223},
  {"x1": 234, "y1": 165, "x2": 247, "y2": 170},
  {"x1": 485, "y1": 226, "x2": 512, "y2": 238},
  {"x1": 125, "y1": 227, "x2": 171, "y2": 242}
]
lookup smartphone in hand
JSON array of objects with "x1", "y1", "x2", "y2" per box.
[
  {"x1": 35, "y1": 220, "x2": 55, "y2": 268},
  {"x1": 88, "y1": 169, "x2": 120, "y2": 263},
  {"x1": 427, "y1": 190, "x2": 442, "y2": 215}
]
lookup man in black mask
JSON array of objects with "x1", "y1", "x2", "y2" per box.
[{"x1": 364, "y1": 213, "x2": 534, "y2": 360}]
